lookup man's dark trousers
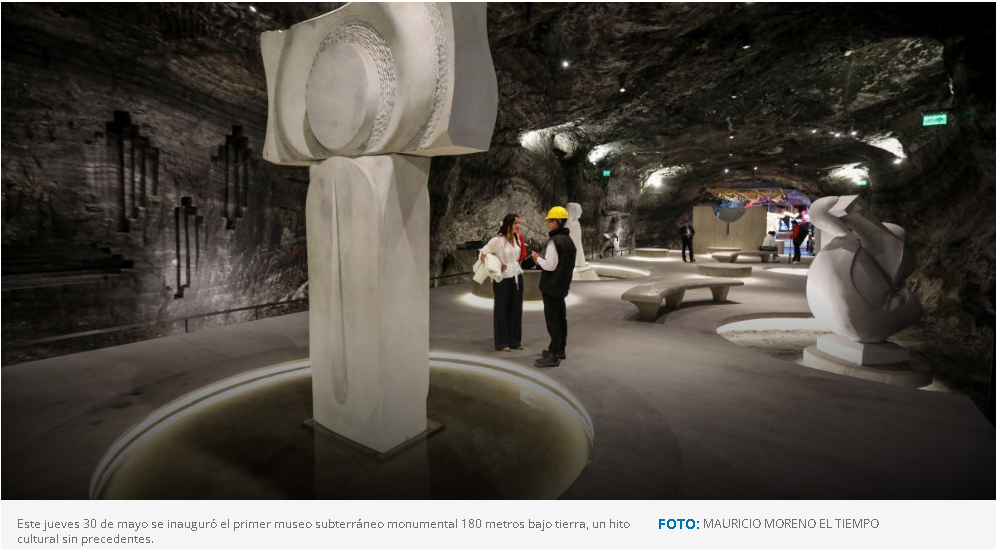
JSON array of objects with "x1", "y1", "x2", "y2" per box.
[
  {"x1": 681, "y1": 237, "x2": 695, "y2": 261},
  {"x1": 542, "y1": 293, "x2": 567, "y2": 354}
]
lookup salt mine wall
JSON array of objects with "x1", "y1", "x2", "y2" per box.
[
  {"x1": 1, "y1": 4, "x2": 321, "y2": 363},
  {"x1": 2, "y1": 4, "x2": 994, "y2": 374}
]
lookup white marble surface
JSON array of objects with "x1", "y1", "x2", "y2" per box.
[
  {"x1": 806, "y1": 195, "x2": 922, "y2": 343},
  {"x1": 263, "y1": 2, "x2": 498, "y2": 452},
  {"x1": 261, "y1": 2, "x2": 497, "y2": 162}
]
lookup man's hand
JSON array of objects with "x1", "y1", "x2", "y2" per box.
[{"x1": 530, "y1": 251, "x2": 540, "y2": 261}]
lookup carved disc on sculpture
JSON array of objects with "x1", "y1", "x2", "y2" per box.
[
  {"x1": 307, "y1": 23, "x2": 397, "y2": 152},
  {"x1": 306, "y1": 42, "x2": 380, "y2": 150},
  {"x1": 714, "y1": 206, "x2": 746, "y2": 223}
]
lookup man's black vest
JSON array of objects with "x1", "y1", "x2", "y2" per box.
[{"x1": 539, "y1": 227, "x2": 577, "y2": 299}]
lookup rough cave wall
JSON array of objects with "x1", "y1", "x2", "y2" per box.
[
  {"x1": 431, "y1": 4, "x2": 994, "y2": 368},
  {"x1": 0, "y1": 4, "x2": 333, "y2": 363}
]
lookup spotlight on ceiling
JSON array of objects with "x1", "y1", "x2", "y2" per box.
[
  {"x1": 731, "y1": 95, "x2": 738, "y2": 99},
  {"x1": 753, "y1": 166, "x2": 758, "y2": 170},
  {"x1": 729, "y1": 135, "x2": 735, "y2": 140},
  {"x1": 619, "y1": 87, "x2": 626, "y2": 93},
  {"x1": 850, "y1": 130, "x2": 857, "y2": 136},
  {"x1": 728, "y1": 153, "x2": 734, "y2": 157},
  {"x1": 742, "y1": 45, "x2": 752, "y2": 50},
  {"x1": 724, "y1": 169, "x2": 730, "y2": 173},
  {"x1": 561, "y1": 60, "x2": 570, "y2": 68},
  {"x1": 834, "y1": 133, "x2": 842, "y2": 138},
  {"x1": 249, "y1": 5, "x2": 257, "y2": 12},
  {"x1": 811, "y1": 129, "x2": 817, "y2": 134}
]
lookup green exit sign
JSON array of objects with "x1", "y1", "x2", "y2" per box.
[
  {"x1": 602, "y1": 169, "x2": 612, "y2": 177},
  {"x1": 922, "y1": 112, "x2": 948, "y2": 126},
  {"x1": 856, "y1": 179, "x2": 868, "y2": 186}
]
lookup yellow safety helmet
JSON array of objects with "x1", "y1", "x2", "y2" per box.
[{"x1": 545, "y1": 206, "x2": 569, "y2": 220}]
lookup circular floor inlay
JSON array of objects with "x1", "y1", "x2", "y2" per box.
[{"x1": 92, "y1": 354, "x2": 593, "y2": 500}]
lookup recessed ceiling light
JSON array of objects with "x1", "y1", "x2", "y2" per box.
[
  {"x1": 724, "y1": 169, "x2": 729, "y2": 173},
  {"x1": 249, "y1": 5, "x2": 257, "y2": 12},
  {"x1": 811, "y1": 129, "x2": 817, "y2": 134},
  {"x1": 729, "y1": 135, "x2": 735, "y2": 140},
  {"x1": 850, "y1": 130, "x2": 857, "y2": 136},
  {"x1": 728, "y1": 153, "x2": 734, "y2": 157},
  {"x1": 562, "y1": 60, "x2": 570, "y2": 68},
  {"x1": 619, "y1": 87, "x2": 626, "y2": 93},
  {"x1": 742, "y1": 45, "x2": 752, "y2": 50},
  {"x1": 731, "y1": 95, "x2": 738, "y2": 99},
  {"x1": 753, "y1": 166, "x2": 758, "y2": 170},
  {"x1": 834, "y1": 133, "x2": 841, "y2": 138}
]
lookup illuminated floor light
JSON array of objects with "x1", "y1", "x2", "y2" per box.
[
  {"x1": 624, "y1": 255, "x2": 675, "y2": 263},
  {"x1": 587, "y1": 263, "x2": 652, "y2": 277}
]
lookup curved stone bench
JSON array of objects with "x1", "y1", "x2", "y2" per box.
[
  {"x1": 471, "y1": 269, "x2": 543, "y2": 301},
  {"x1": 706, "y1": 246, "x2": 741, "y2": 253},
  {"x1": 696, "y1": 264, "x2": 752, "y2": 278},
  {"x1": 712, "y1": 250, "x2": 775, "y2": 263},
  {"x1": 621, "y1": 278, "x2": 744, "y2": 321},
  {"x1": 635, "y1": 248, "x2": 670, "y2": 258}
]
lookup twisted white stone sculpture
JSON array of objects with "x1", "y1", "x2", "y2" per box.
[
  {"x1": 261, "y1": 2, "x2": 497, "y2": 452},
  {"x1": 806, "y1": 195, "x2": 922, "y2": 344}
]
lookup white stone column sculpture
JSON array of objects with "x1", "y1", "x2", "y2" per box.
[
  {"x1": 803, "y1": 195, "x2": 928, "y2": 386},
  {"x1": 566, "y1": 202, "x2": 599, "y2": 280},
  {"x1": 261, "y1": 2, "x2": 498, "y2": 453}
]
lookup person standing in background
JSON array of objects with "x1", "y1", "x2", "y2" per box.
[{"x1": 679, "y1": 219, "x2": 696, "y2": 262}]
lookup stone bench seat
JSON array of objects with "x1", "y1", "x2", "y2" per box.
[
  {"x1": 706, "y1": 246, "x2": 741, "y2": 253},
  {"x1": 712, "y1": 250, "x2": 777, "y2": 263},
  {"x1": 621, "y1": 278, "x2": 744, "y2": 321}
]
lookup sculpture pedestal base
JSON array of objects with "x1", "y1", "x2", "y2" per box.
[
  {"x1": 305, "y1": 418, "x2": 444, "y2": 460},
  {"x1": 573, "y1": 265, "x2": 600, "y2": 281},
  {"x1": 803, "y1": 344, "x2": 931, "y2": 388},
  {"x1": 816, "y1": 334, "x2": 910, "y2": 365}
]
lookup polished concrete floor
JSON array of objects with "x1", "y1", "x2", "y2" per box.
[{"x1": 3, "y1": 253, "x2": 994, "y2": 499}]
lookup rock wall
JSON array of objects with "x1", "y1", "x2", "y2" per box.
[{"x1": 1, "y1": 4, "x2": 321, "y2": 363}]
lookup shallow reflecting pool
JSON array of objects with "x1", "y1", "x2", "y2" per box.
[{"x1": 94, "y1": 354, "x2": 593, "y2": 499}]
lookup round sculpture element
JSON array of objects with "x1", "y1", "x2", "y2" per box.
[
  {"x1": 806, "y1": 195, "x2": 923, "y2": 343},
  {"x1": 306, "y1": 41, "x2": 381, "y2": 151}
]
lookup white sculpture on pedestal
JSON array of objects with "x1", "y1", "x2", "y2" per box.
[
  {"x1": 804, "y1": 195, "x2": 928, "y2": 385},
  {"x1": 261, "y1": 2, "x2": 497, "y2": 453},
  {"x1": 566, "y1": 202, "x2": 599, "y2": 280}
]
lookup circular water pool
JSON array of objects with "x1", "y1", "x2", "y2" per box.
[{"x1": 92, "y1": 353, "x2": 593, "y2": 499}]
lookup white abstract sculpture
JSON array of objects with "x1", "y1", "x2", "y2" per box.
[
  {"x1": 566, "y1": 202, "x2": 599, "y2": 280},
  {"x1": 262, "y1": 2, "x2": 497, "y2": 453},
  {"x1": 805, "y1": 195, "x2": 924, "y2": 377}
]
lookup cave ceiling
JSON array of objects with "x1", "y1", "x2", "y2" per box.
[{"x1": 12, "y1": 2, "x2": 991, "y2": 206}]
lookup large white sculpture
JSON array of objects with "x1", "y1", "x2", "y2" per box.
[
  {"x1": 566, "y1": 202, "x2": 599, "y2": 280},
  {"x1": 262, "y1": 2, "x2": 497, "y2": 453},
  {"x1": 804, "y1": 196, "x2": 925, "y2": 383}
]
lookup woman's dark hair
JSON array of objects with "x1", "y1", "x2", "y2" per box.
[
  {"x1": 552, "y1": 218, "x2": 567, "y2": 229},
  {"x1": 498, "y1": 213, "x2": 519, "y2": 238}
]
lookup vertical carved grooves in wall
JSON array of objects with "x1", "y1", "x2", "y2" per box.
[
  {"x1": 212, "y1": 126, "x2": 255, "y2": 230},
  {"x1": 98, "y1": 111, "x2": 160, "y2": 232},
  {"x1": 173, "y1": 197, "x2": 202, "y2": 299}
]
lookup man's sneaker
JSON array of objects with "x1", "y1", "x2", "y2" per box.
[{"x1": 534, "y1": 355, "x2": 560, "y2": 368}]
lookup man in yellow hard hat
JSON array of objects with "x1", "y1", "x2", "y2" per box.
[{"x1": 530, "y1": 206, "x2": 577, "y2": 367}]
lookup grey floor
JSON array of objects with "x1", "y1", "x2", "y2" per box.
[{"x1": 3, "y1": 254, "x2": 994, "y2": 499}]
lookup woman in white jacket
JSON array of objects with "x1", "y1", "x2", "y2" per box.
[{"x1": 480, "y1": 213, "x2": 525, "y2": 351}]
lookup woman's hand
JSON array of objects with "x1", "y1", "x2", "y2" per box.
[
  {"x1": 530, "y1": 251, "x2": 540, "y2": 261},
  {"x1": 501, "y1": 264, "x2": 507, "y2": 273},
  {"x1": 480, "y1": 253, "x2": 486, "y2": 262}
]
